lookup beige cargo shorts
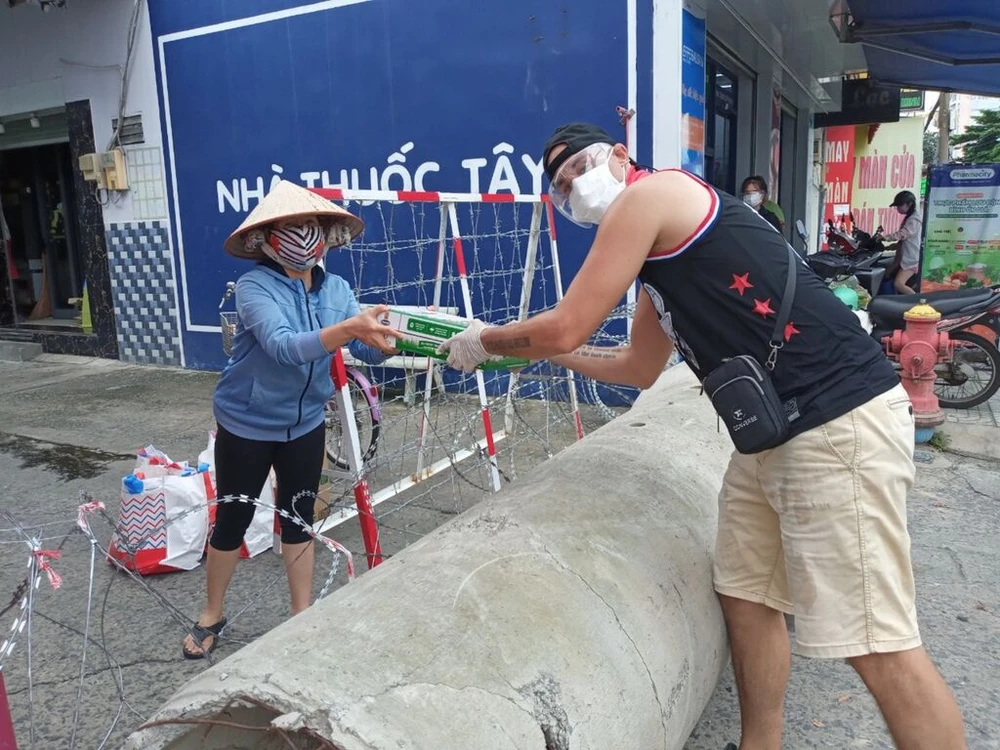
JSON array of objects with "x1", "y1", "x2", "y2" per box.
[{"x1": 713, "y1": 383, "x2": 922, "y2": 659}]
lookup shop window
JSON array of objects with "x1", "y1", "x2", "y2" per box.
[
  {"x1": 705, "y1": 59, "x2": 739, "y2": 196},
  {"x1": 778, "y1": 103, "x2": 799, "y2": 239}
]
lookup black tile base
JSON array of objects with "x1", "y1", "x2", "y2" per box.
[
  {"x1": 0, "y1": 327, "x2": 104, "y2": 357},
  {"x1": 65, "y1": 100, "x2": 118, "y2": 359}
]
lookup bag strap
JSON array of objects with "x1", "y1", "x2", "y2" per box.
[{"x1": 766, "y1": 244, "x2": 799, "y2": 371}]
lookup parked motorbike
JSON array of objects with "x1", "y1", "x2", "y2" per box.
[
  {"x1": 799, "y1": 222, "x2": 1000, "y2": 409},
  {"x1": 824, "y1": 217, "x2": 880, "y2": 256},
  {"x1": 815, "y1": 219, "x2": 891, "y2": 296}
]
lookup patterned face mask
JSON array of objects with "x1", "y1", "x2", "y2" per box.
[{"x1": 260, "y1": 221, "x2": 326, "y2": 272}]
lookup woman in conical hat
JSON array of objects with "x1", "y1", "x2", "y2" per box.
[{"x1": 183, "y1": 180, "x2": 405, "y2": 659}]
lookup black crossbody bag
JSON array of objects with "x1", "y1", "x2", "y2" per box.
[{"x1": 701, "y1": 245, "x2": 798, "y2": 455}]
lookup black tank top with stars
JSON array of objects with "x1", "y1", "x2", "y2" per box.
[{"x1": 638, "y1": 170, "x2": 900, "y2": 443}]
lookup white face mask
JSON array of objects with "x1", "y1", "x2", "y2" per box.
[
  {"x1": 743, "y1": 191, "x2": 763, "y2": 208},
  {"x1": 567, "y1": 159, "x2": 626, "y2": 227}
]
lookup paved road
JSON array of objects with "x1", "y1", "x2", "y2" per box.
[
  {"x1": 686, "y1": 448, "x2": 1000, "y2": 749},
  {"x1": 0, "y1": 355, "x2": 996, "y2": 749}
]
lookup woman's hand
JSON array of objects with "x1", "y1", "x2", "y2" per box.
[{"x1": 344, "y1": 305, "x2": 406, "y2": 355}]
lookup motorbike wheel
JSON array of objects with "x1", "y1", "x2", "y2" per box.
[{"x1": 935, "y1": 330, "x2": 1000, "y2": 410}]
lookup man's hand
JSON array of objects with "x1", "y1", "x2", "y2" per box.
[{"x1": 437, "y1": 319, "x2": 494, "y2": 372}]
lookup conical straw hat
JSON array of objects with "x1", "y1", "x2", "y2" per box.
[{"x1": 223, "y1": 180, "x2": 364, "y2": 259}]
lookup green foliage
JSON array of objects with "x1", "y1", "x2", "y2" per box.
[
  {"x1": 928, "y1": 431, "x2": 951, "y2": 451},
  {"x1": 924, "y1": 131, "x2": 939, "y2": 165},
  {"x1": 952, "y1": 108, "x2": 1000, "y2": 164}
]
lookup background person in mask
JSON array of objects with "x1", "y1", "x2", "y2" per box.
[
  {"x1": 437, "y1": 122, "x2": 966, "y2": 750},
  {"x1": 182, "y1": 180, "x2": 406, "y2": 660},
  {"x1": 740, "y1": 175, "x2": 783, "y2": 233}
]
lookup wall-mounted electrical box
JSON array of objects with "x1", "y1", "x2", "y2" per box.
[
  {"x1": 78, "y1": 152, "x2": 107, "y2": 190},
  {"x1": 101, "y1": 149, "x2": 129, "y2": 191},
  {"x1": 78, "y1": 149, "x2": 128, "y2": 191}
]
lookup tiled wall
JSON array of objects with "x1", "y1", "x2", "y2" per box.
[
  {"x1": 105, "y1": 221, "x2": 183, "y2": 366},
  {"x1": 126, "y1": 146, "x2": 169, "y2": 222}
]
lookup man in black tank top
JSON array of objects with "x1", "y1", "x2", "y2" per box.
[{"x1": 437, "y1": 122, "x2": 966, "y2": 748}]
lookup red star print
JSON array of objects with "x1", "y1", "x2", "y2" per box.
[
  {"x1": 784, "y1": 322, "x2": 800, "y2": 342},
  {"x1": 752, "y1": 298, "x2": 775, "y2": 318},
  {"x1": 729, "y1": 272, "x2": 754, "y2": 296}
]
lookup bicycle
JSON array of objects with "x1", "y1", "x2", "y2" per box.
[{"x1": 218, "y1": 282, "x2": 382, "y2": 470}]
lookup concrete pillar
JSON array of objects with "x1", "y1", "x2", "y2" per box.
[
  {"x1": 652, "y1": 0, "x2": 685, "y2": 168},
  {"x1": 126, "y1": 366, "x2": 731, "y2": 750}
]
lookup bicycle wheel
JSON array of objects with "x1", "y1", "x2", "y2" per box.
[
  {"x1": 935, "y1": 330, "x2": 1000, "y2": 410},
  {"x1": 325, "y1": 368, "x2": 382, "y2": 470}
]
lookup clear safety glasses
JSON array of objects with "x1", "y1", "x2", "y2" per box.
[{"x1": 547, "y1": 142, "x2": 617, "y2": 227}]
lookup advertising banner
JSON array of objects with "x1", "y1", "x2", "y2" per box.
[
  {"x1": 769, "y1": 81, "x2": 781, "y2": 200},
  {"x1": 922, "y1": 165, "x2": 1000, "y2": 292},
  {"x1": 680, "y1": 7, "x2": 706, "y2": 177},
  {"x1": 822, "y1": 125, "x2": 856, "y2": 246},
  {"x1": 850, "y1": 117, "x2": 923, "y2": 236}
]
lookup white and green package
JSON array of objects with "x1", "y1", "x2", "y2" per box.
[{"x1": 376, "y1": 307, "x2": 529, "y2": 371}]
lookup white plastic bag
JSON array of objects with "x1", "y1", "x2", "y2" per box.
[
  {"x1": 242, "y1": 471, "x2": 277, "y2": 558},
  {"x1": 108, "y1": 470, "x2": 211, "y2": 575},
  {"x1": 134, "y1": 445, "x2": 188, "y2": 479}
]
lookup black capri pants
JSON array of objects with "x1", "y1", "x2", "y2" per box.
[{"x1": 209, "y1": 422, "x2": 325, "y2": 551}]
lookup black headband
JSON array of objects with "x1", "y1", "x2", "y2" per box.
[{"x1": 542, "y1": 122, "x2": 617, "y2": 181}]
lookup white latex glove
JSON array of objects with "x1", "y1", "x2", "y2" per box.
[{"x1": 437, "y1": 319, "x2": 494, "y2": 372}]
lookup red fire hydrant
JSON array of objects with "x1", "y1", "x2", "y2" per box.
[{"x1": 883, "y1": 302, "x2": 953, "y2": 435}]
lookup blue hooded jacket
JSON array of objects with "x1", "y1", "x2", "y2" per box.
[{"x1": 213, "y1": 259, "x2": 386, "y2": 442}]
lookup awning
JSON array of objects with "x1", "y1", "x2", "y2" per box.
[{"x1": 833, "y1": 0, "x2": 1000, "y2": 96}]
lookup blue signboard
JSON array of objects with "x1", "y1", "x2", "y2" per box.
[
  {"x1": 680, "y1": 7, "x2": 706, "y2": 177},
  {"x1": 148, "y1": 0, "x2": 650, "y2": 370}
]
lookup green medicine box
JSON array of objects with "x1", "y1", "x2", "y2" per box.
[{"x1": 377, "y1": 307, "x2": 530, "y2": 371}]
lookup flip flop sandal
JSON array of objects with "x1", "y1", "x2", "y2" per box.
[{"x1": 182, "y1": 617, "x2": 227, "y2": 660}]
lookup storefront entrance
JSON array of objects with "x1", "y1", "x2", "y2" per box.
[
  {"x1": 1, "y1": 142, "x2": 85, "y2": 328},
  {"x1": 777, "y1": 101, "x2": 800, "y2": 242},
  {"x1": 705, "y1": 57, "x2": 741, "y2": 197}
]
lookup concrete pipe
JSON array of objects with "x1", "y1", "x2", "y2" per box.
[{"x1": 126, "y1": 366, "x2": 732, "y2": 750}]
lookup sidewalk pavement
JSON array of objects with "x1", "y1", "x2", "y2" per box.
[
  {"x1": 945, "y1": 387, "x2": 1000, "y2": 431},
  {"x1": 944, "y1": 391, "x2": 1000, "y2": 461},
  {"x1": 0, "y1": 355, "x2": 996, "y2": 749}
]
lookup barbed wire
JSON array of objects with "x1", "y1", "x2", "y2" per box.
[
  {"x1": 0, "y1": 373, "x2": 599, "y2": 748},
  {"x1": 0, "y1": 489, "x2": 354, "y2": 750}
]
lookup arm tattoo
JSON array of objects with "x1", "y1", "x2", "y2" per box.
[
  {"x1": 574, "y1": 345, "x2": 622, "y2": 360},
  {"x1": 491, "y1": 335, "x2": 532, "y2": 351}
]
